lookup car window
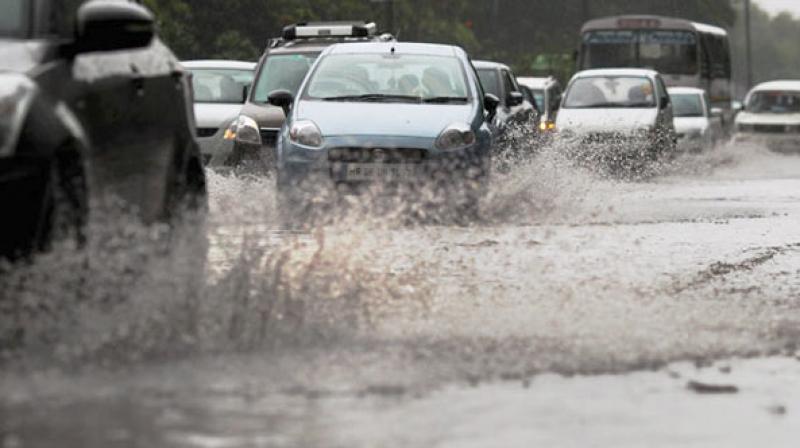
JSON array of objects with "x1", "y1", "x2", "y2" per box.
[
  {"x1": 477, "y1": 69, "x2": 501, "y2": 99},
  {"x1": 189, "y1": 69, "x2": 255, "y2": 104},
  {"x1": 746, "y1": 91, "x2": 800, "y2": 114},
  {"x1": 502, "y1": 70, "x2": 520, "y2": 95},
  {"x1": 0, "y1": 0, "x2": 29, "y2": 37},
  {"x1": 527, "y1": 88, "x2": 546, "y2": 111},
  {"x1": 563, "y1": 76, "x2": 656, "y2": 109},
  {"x1": 671, "y1": 94, "x2": 705, "y2": 117},
  {"x1": 43, "y1": 0, "x2": 86, "y2": 37},
  {"x1": 252, "y1": 53, "x2": 319, "y2": 102},
  {"x1": 305, "y1": 53, "x2": 469, "y2": 101}
]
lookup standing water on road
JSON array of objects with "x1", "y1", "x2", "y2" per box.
[{"x1": 3, "y1": 143, "x2": 800, "y2": 447}]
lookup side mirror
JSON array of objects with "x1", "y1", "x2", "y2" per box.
[
  {"x1": 484, "y1": 93, "x2": 500, "y2": 122},
  {"x1": 507, "y1": 91, "x2": 524, "y2": 107},
  {"x1": 73, "y1": 1, "x2": 155, "y2": 55},
  {"x1": 268, "y1": 89, "x2": 294, "y2": 116}
]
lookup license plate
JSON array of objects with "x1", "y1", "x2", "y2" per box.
[{"x1": 343, "y1": 163, "x2": 420, "y2": 181}]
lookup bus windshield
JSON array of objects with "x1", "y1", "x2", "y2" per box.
[{"x1": 582, "y1": 30, "x2": 698, "y2": 76}]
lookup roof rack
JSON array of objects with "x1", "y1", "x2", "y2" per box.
[{"x1": 281, "y1": 22, "x2": 378, "y2": 40}]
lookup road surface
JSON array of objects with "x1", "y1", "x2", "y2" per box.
[{"x1": 2, "y1": 143, "x2": 800, "y2": 447}]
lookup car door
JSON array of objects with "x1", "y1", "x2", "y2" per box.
[
  {"x1": 654, "y1": 75, "x2": 676, "y2": 142},
  {"x1": 501, "y1": 69, "x2": 530, "y2": 124},
  {"x1": 68, "y1": 1, "x2": 197, "y2": 222}
]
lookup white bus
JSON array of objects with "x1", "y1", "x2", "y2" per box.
[{"x1": 578, "y1": 15, "x2": 732, "y2": 116}]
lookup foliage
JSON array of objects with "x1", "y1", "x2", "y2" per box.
[{"x1": 141, "y1": 0, "x2": 799, "y2": 95}]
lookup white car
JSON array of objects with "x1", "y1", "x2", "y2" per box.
[
  {"x1": 556, "y1": 68, "x2": 676, "y2": 163},
  {"x1": 182, "y1": 60, "x2": 256, "y2": 166},
  {"x1": 735, "y1": 80, "x2": 800, "y2": 153},
  {"x1": 668, "y1": 87, "x2": 723, "y2": 152}
]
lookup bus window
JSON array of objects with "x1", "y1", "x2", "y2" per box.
[
  {"x1": 639, "y1": 30, "x2": 697, "y2": 75},
  {"x1": 581, "y1": 30, "x2": 638, "y2": 69}
]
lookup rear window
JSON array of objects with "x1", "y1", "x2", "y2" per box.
[{"x1": 746, "y1": 91, "x2": 800, "y2": 114}]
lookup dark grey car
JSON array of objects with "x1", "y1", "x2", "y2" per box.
[
  {"x1": 0, "y1": 0, "x2": 206, "y2": 260},
  {"x1": 473, "y1": 60, "x2": 537, "y2": 134}
]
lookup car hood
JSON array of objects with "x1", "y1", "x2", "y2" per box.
[
  {"x1": 736, "y1": 111, "x2": 800, "y2": 126},
  {"x1": 194, "y1": 103, "x2": 243, "y2": 128},
  {"x1": 296, "y1": 101, "x2": 474, "y2": 138},
  {"x1": 674, "y1": 117, "x2": 709, "y2": 134},
  {"x1": 0, "y1": 40, "x2": 46, "y2": 73},
  {"x1": 556, "y1": 108, "x2": 658, "y2": 133}
]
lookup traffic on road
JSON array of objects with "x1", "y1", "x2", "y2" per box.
[{"x1": 2, "y1": 2, "x2": 800, "y2": 447}]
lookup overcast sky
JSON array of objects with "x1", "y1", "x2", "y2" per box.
[{"x1": 755, "y1": 0, "x2": 800, "y2": 17}]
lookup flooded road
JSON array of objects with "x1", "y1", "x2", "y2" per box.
[{"x1": 2, "y1": 144, "x2": 800, "y2": 447}]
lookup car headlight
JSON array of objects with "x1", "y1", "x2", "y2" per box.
[
  {"x1": 0, "y1": 74, "x2": 38, "y2": 158},
  {"x1": 289, "y1": 120, "x2": 324, "y2": 148},
  {"x1": 436, "y1": 123, "x2": 476, "y2": 151},
  {"x1": 234, "y1": 115, "x2": 262, "y2": 146}
]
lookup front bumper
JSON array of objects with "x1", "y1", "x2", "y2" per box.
[
  {"x1": 734, "y1": 132, "x2": 800, "y2": 153},
  {"x1": 277, "y1": 135, "x2": 490, "y2": 194}
]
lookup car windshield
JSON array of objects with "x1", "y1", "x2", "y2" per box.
[
  {"x1": 671, "y1": 93, "x2": 705, "y2": 117},
  {"x1": 746, "y1": 91, "x2": 800, "y2": 114},
  {"x1": 189, "y1": 68, "x2": 255, "y2": 104},
  {"x1": 0, "y1": 0, "x2": 28, "y2": 38},
  {"x1": 253, "y1": 53, "x2": 319, "y2": 103},
  {"x1": 477, "y1": 69, "x2": 501, "y2": 98},
  {"x1": 563, "y1": 76, "x2": 656, "y2": 109},
  {"x1": 304, "y1": 53, "x2": 470, "y2": 102},
  {"x1": 527, "y1": 89, "x2": 545, "y2": 111}
]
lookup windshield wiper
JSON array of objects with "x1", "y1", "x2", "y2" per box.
[
  {"x1": 322, "y1": 94, "x2": 422, "y2": 103},
  {"x1": 423, "y1": 96, "x2": 469, "y2": 104}
]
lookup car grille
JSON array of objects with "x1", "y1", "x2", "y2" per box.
[
  {"x1": 196, "y1": 128, "x2": 217, "y2": 138},
  {"x1": 753, "y1": 124, "x2": 787, "y2": 134},
  {"x1": 328, "y1": 147, "x2": 428, "y2": 163},
  {"x1": 582, "y1": 132, "x2": 630, "y2": 144},
  {"x1": 260, "y1": 128, "x2": 280, "y2": 147}
]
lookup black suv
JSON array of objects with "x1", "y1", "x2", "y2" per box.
[
  {"x1": 0, "y1": 0, "x2": 206, "y2": 260},
  {"x1": 226, "y1": 22, "x2": 393, "y2": 173}
]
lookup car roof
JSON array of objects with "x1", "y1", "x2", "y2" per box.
[
  {"x1": 517, "y1": 77, "x2": 557, "y2": 89},
  {"x1": 325, "y1": 42, "x2": 464, "y2": 57},
  {"x1": 572, "y1": 68, "x2": 659, "y2": 79},
  {"x1": 668, "y1": 87, "x2": 706, "y2": 95},
  {"x1": 181, "y1": 60, "x2": 257, "y2": 70},
  {"x1": 750, "y1": 80, "x2": 800, "y2": 92},
  {"x1": 472, "y1": 60, "x2": 511, "y2": 71}
]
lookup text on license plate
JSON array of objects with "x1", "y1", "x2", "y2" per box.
[{"x1": 345, "y1": 164, "x2": 420, "y2": 181}]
